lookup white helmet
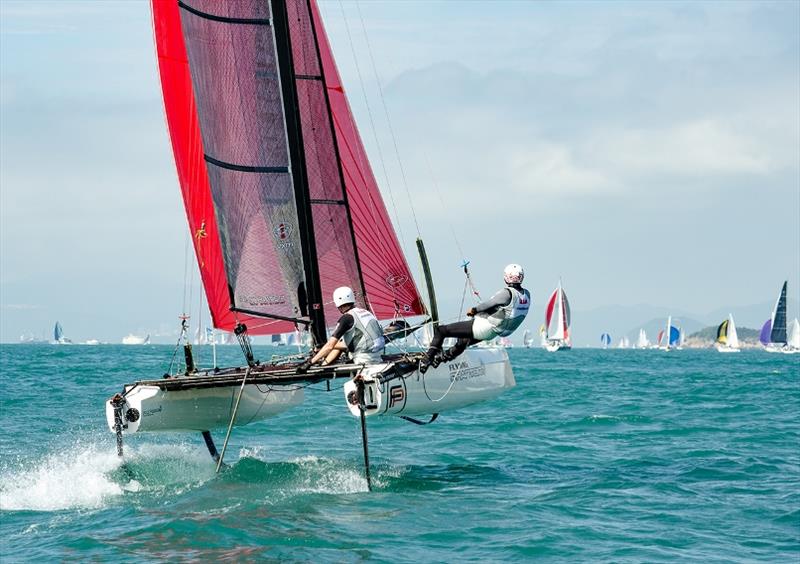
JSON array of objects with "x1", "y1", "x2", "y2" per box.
[
  {"x1": 333, "y1": 286, "x2": 356, "y2": 307},
  {"x1": 503, "y1": 264, "x2": 524, "y2": 284}
]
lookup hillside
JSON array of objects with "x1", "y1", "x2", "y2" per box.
[{"x1": 685, "y1": 326, "x2": 761, "y2": 348}]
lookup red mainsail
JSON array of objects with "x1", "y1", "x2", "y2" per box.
[{"x1": 151, "y1": 0, "x2": 424, "y2": 335}]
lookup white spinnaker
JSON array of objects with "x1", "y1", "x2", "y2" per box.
[
  {"x1": 728, "y1": 314, "x2": 740, "y2": 349},
  {"x1": 789, "y1": 318, "x2": 800, "y2": 349},
  {"x1": 552, "y1": 287, "x2": 565, "y2": 341}
]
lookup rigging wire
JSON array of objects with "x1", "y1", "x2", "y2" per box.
[
  {"x1": 354, "y1": 2, "x2": 482, "y2": 319},
  {"x1": 336, "y1": 0, "x2": 414, "y2": 318},
  {"x1": 324, "y1": 1, "x2": 407, "y2": 251},
  {"x1": 355, "y1": 0, "x2": 421, "y2": 238}
]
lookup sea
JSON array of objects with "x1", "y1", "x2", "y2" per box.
[{"x1": 1, "y1": 344, "x2": 798, "y2": 562}]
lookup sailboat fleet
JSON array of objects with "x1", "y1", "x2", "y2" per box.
[{"x1": 0, "y1": 0, "x2": 783, "y2": 488}]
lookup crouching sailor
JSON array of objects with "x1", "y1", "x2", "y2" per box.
[
  {"x1": 297, "y1": 286, "x2": 386, "y2": 373},
  {"x1": 420, "y1": 264, "x2": 530, "y2": 373}
]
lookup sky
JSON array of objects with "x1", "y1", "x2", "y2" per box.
[{"x1": 1, "y1": 0, "x2": 798, "y2": 344}]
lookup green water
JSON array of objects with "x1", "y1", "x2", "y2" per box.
[{"x1": 1, "y1": 345, "x2": 798, "y2": 561}]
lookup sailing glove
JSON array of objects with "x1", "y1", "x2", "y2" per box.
[{"x1": 296, "y1": 360, "x2": 313, "y2": 374}]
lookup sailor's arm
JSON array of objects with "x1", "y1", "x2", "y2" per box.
[
  {"x1": 309, "y1": 337, "x2": 341, "y2": 364},
  {"x1": 467, "y1": 289, "x2": 512, "y2": 316}
]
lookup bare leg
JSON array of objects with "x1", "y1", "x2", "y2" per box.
[{"x1": 323, "y1": 341, "x2": 348, "y2": 365}]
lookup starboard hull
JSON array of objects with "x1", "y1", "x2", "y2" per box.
[
  {"x1": 106, "y1": 383, "x2": 304, "y2": 434},
  {"x1": 343, "y1": 347, "x2": 515, "y2": 418}
]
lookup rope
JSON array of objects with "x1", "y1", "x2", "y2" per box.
[
  {"x1": 401, "y1": 413, "x2": 439, "y2": 426},
  {"x1": 215, "y1": 366, "x2": 252, "y2": 473}
]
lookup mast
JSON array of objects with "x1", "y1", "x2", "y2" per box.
[
  {"x1": 665, "y1": 316, "x2": 671, "y2": 349},
  {"x1": 272, "y1": 0, "x2": 326, "y2": 346}
]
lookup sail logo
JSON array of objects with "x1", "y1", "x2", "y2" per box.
[
  {"x1": 385, "y1": 273, "x2": 408, "y2": 288},
  {"x1": 242, "y1": 294, "x2": 287, "y2": 306},
  {"x1": 273, "y1": 221, "x2": 293, "y2": 240},
  {"x1": 273, "y1": 221, "x2": 294, "y2": 252}
]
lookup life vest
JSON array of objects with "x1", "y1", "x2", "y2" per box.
[
  {"x1": 341, "y1": 307, "x2": 385, "y2": 362},
  {"x1": 473, "y1": 286, "x2": 531, "y2": 339}
]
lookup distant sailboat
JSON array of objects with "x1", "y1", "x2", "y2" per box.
[
  {"x1": 600, "y1": 333, "x2": 611, "y2": 349},
  {"x1": 52, "y1": 322, "x2": 72, "y2": 345},
  {"x1": 715, "y1": 314, "x2": 740, "y2": 353},
  {"x1": 521, "y1": 329, "x2": 534, "y2": 348},
  {"x1": 761, "y1": 281, "x2": 790, "y2": 353},
  {"x1": 636, "y1": 329, "x2": 649, "y2": 349},
  {"x1": 122, "y1": 334, "x2": 150, "y2": 345},
  {"x1": 658, "y1": 316, "x2": 680, "y2": 351},
  {"x1": 538, "y1": 325, "x2": 548, "y2": 347},
  {"x1": 786, "y1": 318, "x2": 800, "y2": 354},
  {"x1": 544, "y1": 281, "x2": 571, "y2": 352}
]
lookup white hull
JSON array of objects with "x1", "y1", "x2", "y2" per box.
[
  {"x1": 106, "y1": 383, "x2": 304, "y2": 433},
  {"x1": 545, "y1": 340, "x2": 571, "y2": 352},
  {"x1": 716, "y1": 344, "x2": 740, "y2": 353},
  {"x1": 343, "y1": 347, "x2": 515, "y2": 418},
  {"x1": 764, "y1": 344, "x2": 799, "y2": 354}
]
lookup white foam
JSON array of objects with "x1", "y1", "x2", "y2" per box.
[
  {"x1": 0, "y1": 440, "x2": 215, "y2": 512},
  {"x1": 0, "y1": 445, "x2": 124, "y2": 511}
]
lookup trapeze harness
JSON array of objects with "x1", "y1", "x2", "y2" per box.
[
  {"x1": 471, "y1": 286, "x2": 531, "y2": 341},
  {"x1": 341, "y1": 307, "x2": 386, "y2": 364}
]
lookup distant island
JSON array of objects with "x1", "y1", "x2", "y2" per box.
[{"x1": 685, "y1": 326, "x2": 761, "y2": 349}]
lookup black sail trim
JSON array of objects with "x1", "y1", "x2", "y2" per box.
[
  {"x1": 303, "y1": 0, "x2": 370, "y2": 308},
  {"x1": 178, "y1": 1, "x2": 272, "y2": 26},
  {"x1": 232, "y1": 307, "x2": 310, "y2": 325},
  {"x1": 296, "y1": 74, "x2": 323, "y2": 81},
  {"x1": 310, "y1": 198, "x2": 346, "y2": 205},
  {"x1": 204, "y1": 154, "x2": 288, "y2": 174},
  {"x1": 272, "y1": 0, "x2": 327, "y2": 346}
]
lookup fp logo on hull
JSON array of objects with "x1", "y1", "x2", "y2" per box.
[{"x1": 389, "y1": 385, "x2": 405, "y2": 407}]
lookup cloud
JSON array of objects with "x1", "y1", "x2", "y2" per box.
[
  {"x1": 588, "y1": 119, "x2": 775, "y2": 179},
  {"x1": 508, "y1": 143, "x2": 618, "y2": 198},
  {"x1": 2, "y1": 304, "x2": 42, "y2": 310}
]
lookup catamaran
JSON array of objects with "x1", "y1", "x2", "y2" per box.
[
  {"x1": 715, "y1": 314, "x2": 740, "y2": 353},
  {"x1": 761, "y1": 281, "x2": 791, "y2": 353},
  {"x1": 105, "y1": 0, "x2": 516, "y2": 486},
  {"x1": 544, "y1": 281, "x2": 571, "y2": 351}
]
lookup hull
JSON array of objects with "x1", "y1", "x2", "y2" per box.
[
  {"x1": 545, "y1": 340, "x2": 571, "y2": 352},
  {"x1": 106, "y1": 382, "x2": 304, "y2": 433},
  {"x1": 716, "y1": 344, "x2": 740, "y2": 353},
  {"x1": 343, "y1": 347, "x2": 515, "y2": 418}
]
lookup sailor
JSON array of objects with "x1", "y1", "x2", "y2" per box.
[
  {"x1": 420, "y1": 264, "x2": 531, "y2": 373},
  {"x1": 297, "y1": 286, "x2": 385, "y2": 373}
]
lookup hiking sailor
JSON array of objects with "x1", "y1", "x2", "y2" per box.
[
  {"x1": 297, "y1": 286, "x2": 386, "y2": 373},
  {"x1": 420, "y1": 264, "x2": 531, "y2": 373}
]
